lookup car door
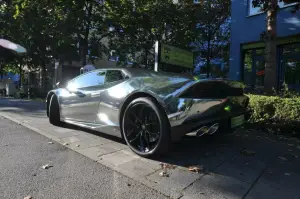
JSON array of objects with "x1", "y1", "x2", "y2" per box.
[
  {"x1": 60, "y1": 70, "x2": 106, "y2": 123},
  {"x1": 95, "y1": 70, "x2": 126, "y2": 132}
]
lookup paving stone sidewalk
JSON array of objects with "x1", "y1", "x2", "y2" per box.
[{"x1": 1, "y1": 98, "x2": 300, "y2": 199}]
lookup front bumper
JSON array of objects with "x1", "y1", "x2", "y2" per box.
[{"x1": 170, "y1": 109, "x2": 252, "y2": 141}]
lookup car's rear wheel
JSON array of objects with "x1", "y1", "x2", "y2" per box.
[
  {"x1": 49, "y1": 95, "x2": 63, "y2": 126},
  {"x1": 122, "y1": 97, "x2": 171, "y2": 158}
]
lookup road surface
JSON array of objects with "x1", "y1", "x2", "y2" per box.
[{"x1": 0, "y1": 116, "x2": 168, "y2": 199}]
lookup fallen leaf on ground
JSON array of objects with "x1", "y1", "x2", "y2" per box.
[
  {"x1": 188, "y1": 165, "x2": 203, "y2": 173},
  {"x1": 240, "y1": 149, "x2": 256, "y2": 156},
  {"x1": 48, "y1": 142, "x2": 53, "y2": 144},
  {"x1": 63, "y1": 143, "x2": 68, "y2": 146},
  {"x1": 278, "y1": 156, "x2": 288, "y2": 161},
  {"x1": 42, "y1": 164, "x2": 52, "y2": 169},
  {"x1": 76, "y1": 144, "x2": 80, "y2": 147},
  {"x1": 159, "y1": 163, "x2": 176, "y2": 170},
  {"x1": 159, "y1": 171, "x2": 169, "y2": 177},
  {"x1": 24, "y1": 196, "x2": 32, "y2": 199}
]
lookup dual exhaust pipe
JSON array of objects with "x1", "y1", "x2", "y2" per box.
[{"x1": 196, "y1": 123, "x2": 220, "y2": 137}]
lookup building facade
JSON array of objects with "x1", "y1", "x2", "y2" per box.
[{"x1": 229, "y1": 0, "x2": 300, "y2": 91}]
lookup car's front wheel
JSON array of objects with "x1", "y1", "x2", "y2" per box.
[
  {"x1": 49, "y1": 95, "x2": 63, "y2": 126},
  {"x1": 122, "y1": 97, "x2": 171, "y2": 158}
]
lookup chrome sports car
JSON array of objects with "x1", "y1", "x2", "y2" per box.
[{"x1": 46, "y1": 68, "x2": 251, "y2": 157}]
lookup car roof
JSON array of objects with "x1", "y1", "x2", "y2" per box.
[{"x1": 92, "y1": 67, "x2": 194, "y2": 79}]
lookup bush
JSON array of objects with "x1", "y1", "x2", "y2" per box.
[{"x1": 247, "y1": 94, "x2": 300, "y2": 124}]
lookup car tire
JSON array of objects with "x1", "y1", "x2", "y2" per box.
[
  {"x1": 122, "y1": 97, "x2": 171, "y2": 158},
  {"x1": 49, "y1": 95, "x2": 63, "y2": 126}
]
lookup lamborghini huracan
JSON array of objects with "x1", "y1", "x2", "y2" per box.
[{"x1": 46, "y1": 68, "x2": 251, "y2": 157}]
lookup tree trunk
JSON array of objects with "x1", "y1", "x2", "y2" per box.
[
  {"x1": 264, "y1": 0, "x2": 278, "y2": 94},
  {"x1": 19, "y1": 62, "x2": 22, "y2": 88},
  {"x1": 41, "y1": 63, "x2": 47, "y2": 96},
  {"x1": 206, "y1": 40, "x2": 211, "y2": 78},
  {"x1": 144, "y1": 49, "x2": 148, "y2": 68},
  {"x1": 80, "y1": 2, "x2": 93, "y2": 68},
  {"x1": 80, "y1": 39, "x2": 88, "y2": 67}
]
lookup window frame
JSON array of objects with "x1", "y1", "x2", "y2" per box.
[{"x1": 247, "y1": 0, "x2": 299, "y2": 16}]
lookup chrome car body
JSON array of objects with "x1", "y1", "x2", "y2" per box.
[{"x1": 46, "y1": 68, "x2": 250, "y2": 142}]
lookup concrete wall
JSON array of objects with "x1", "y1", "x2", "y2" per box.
[{"x1": 229, "y1": 0, "x2": 300, "y2": 80}]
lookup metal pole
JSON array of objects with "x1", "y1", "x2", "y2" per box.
[{"x1": 154, "y1": 41, "x2": 159, "y2": 72}]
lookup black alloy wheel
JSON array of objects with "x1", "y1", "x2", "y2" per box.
[
  {"x1": 49, "y1": 95, "x2": 63, "y2": 126},
  {"x1": 122, "y1": 97, "x2": 171, "y2": 157}
]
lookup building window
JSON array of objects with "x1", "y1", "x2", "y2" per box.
[
  {"x1": 248, "y1": 0, "x2": 299, "y2": 16},
  {"x1": 248, "y1": 0, "x2": 264, "y2": 15},
  {"x1": 242, "y1": 48, "x2": 265, "y2": 89},
  {"x1": 279, "y1": 43, "x2": 300, "y2": 91},
  {"x1": 243, "y1": 50, "x2": 253, "y2": 86}
]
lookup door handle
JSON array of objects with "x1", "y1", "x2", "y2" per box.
[{"x1": 91, "y1": 91, "x2": 101, "y2": 97}]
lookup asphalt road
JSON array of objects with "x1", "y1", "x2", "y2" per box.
[{"x1": 0, "y1": 116, "x2": 168, "y2": 199}]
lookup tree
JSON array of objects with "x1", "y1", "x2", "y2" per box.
[
  {"x1": 66, "y1": 0, "x2": 111, "y2": 67},
  {"x1": 252, "y1": 0, "x2": 300, "y2": 92},
  {"x1": 4, "y1": 0, "x2": 79, "y2": 91},
  {"x1": 192, "y1": 0, "x2": 231, "y2": 77},
  {"x1": 105, "y1": 0, "x2": 197, "y2": 68},
  {"x1": 4, "y1": 0, "x2": 111, "y2": 93}
]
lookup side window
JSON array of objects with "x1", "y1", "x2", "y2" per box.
[
  {"x1": 68, "y1": 70, "x2": 106, "y2": 89},
  {"x1": 105, "y1": 70, "x2": 124, "y2": 83}
]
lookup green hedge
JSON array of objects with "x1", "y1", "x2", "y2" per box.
[{"x1": 247, "y1": 94, "x2": 300, "y2": 124}]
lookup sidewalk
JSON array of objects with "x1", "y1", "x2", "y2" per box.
[{"x1": 1, "y1": 98, "x2": 300, "y2": 199}]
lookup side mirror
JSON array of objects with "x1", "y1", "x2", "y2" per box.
[
  {"x1": 56, "y1": 82, "x2": 60, "y2": 88},
  {"x1": 56, "y1": 81, "x2": 67, "y2": 88}
]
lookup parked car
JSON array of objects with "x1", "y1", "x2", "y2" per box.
[{"x1": 46, "y1": 68, "x2": 251, "y2": 157}]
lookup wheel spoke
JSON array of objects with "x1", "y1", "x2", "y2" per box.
[
  {"x1": 139, "y1": 105, "x2": 146, "y2": 118},
  {"x1": 131, "y1": 112, "x2": 142, "y2": 124},
  {"x1": 127, "y1": 117, "x2": 140, "y2": 129},
  {"x1": 129, "y1": 131, "x2": 142, "y2": 144},
  {"x1": 145, "y1": 122, "x2": 157, "y2": 126},
  {"x1": 139, "y1": 131, "x2": 145, "y2": 151},
  {"x1": 145, "y1": 130, "x2": 159, "y2": 142},
  {"x1": 143, "y1": 131, "x2": 151, "y2": 150}
]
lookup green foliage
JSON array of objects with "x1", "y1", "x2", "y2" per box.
[
  {"x1": 105, "y1": 0, "x2": 198, "y2": 67},
  {"x1": 274, "y1": 83, "x2": 300, "y2": 98},
  {"x1": 247, "y1": 94, "x2": 300, "y2": 124}
]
